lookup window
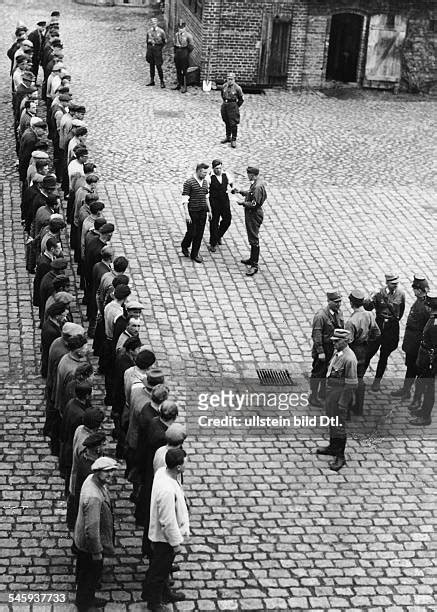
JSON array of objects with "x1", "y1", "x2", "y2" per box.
[
  {"x1": 183, "y1": 0, "x2": 203, "y2": 20},
  {"x1": 386, "y1": 14, "x2": 395, "y2": 29}
]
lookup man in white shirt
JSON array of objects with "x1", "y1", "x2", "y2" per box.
[{"x1": 141, "y1": 448, "x2": 189, "y2": 610}]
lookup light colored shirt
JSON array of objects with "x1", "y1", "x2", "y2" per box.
[
  {"x1": 104, "y1": 301, "x2": 123, "y2": 339},
  {"x1": 148, "y1": 467, "x2": 189, "y2": 546}
]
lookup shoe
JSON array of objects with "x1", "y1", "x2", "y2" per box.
[
  {"x1": 160, "y1": 81, "x2": 165, "y2": 88},
  {"x1": 163, "y1": 590, "x2": 186, "y2": 603},
  {"x1": 370, "y1": 380, "x2": 381, "y2": 392},
  {"x1": 171, "y1": 564, "x2": 181, "y2": 573},
  {"x1": 92, "y1": 597, "x2": 109, "y2": 608},
  {"x1": 391, "y1": 388, "x2": 410, "y2": 399},
  {"x1": 308, "y1": 394, "x2": 322, "y2": 408},
  {"x1": 207, "y1": 245, "x2": 216, "y2": 253},
  {"x1": 191, "y1": 255, "x2": 203, "y2": 263},
  {"x1": 316, "y1": 446, "x2": 337, "y2": 456},
  {"x1": 172, "y1": 84, "x2": 181, "y2": 90},
  {"x1": 181, "y1": 247, "x2": 189, "y2": 257},
  {"x1": 240, "y1": 257, "x2": 252, "y2": 265},
  {"x1": 181, "y1": 85, "x2": 187, "y2": 94},
  {"x1": 231, "y1": 139, "x2": 236, "y2": 148},
  {"x1": 329, "y1": 457, "x2": 346, "y2": 471},
  {"x1": 146, "y1": 81, "x2": 155, "y2": 86},
  {"x1": 409, "y1": 416, "x2": 431, "y2": 426},
  {"x1": 221, "y1": 138, "x2": 231, "y2": 144},
  {"x1": 246, "y1": 266, "x2": 258, "y2": 276}
]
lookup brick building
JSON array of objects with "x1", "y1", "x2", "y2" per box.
[{"x1": 164, "y1": 0, "x2": 437, "y2": 91}]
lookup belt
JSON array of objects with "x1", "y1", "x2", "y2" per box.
[{"x1": 223, "y1": 99, "x2": 237, "y2": 103}]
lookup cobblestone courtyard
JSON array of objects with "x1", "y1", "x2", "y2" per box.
[{"x1": 0, "y1": 1, "x2": 436, "y2": 611}]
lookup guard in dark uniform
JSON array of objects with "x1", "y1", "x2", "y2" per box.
[
  {"x1": 234, "y1": 166, "x2": 267, "y2": 276},
  {"x1": 364, "y1": 273, "x2": 406, "y2": 392},
  {"x1": 146, "y1": 17, "x2": 167, "y2": 88},
  {"x1": 173, "y1": 21, "x2": 194, "y2": 93},
  {"x1": 220, "y1": 72, "x2": 244, "y2": 148},
  {"x1": 409, "y1": 294, "x2": 437, "y2": 427},
  {"x1": 345, "y1": 289, "x2": 380, "y2": 415},
  {"x1": 309, "y1": 292, "x2": 344, "y2": 407},
  {"x1": 316, "y1": 329, "x2": 357, "y2": 472},
  {"x1": 207, "y1": 159, "x2": 232, "y2": 252},
  {"x1": 391, "y1": 274, "x2": 430, "y2": 403}
]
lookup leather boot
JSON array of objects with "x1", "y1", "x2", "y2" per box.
[{"x1": 308, "y1": 379, "x2": 322, "y2": 407}]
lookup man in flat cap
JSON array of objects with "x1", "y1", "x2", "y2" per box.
[
  {"x1": 74, "y1": 457, "x2": 119, "y2": 611},
  {"x1": 391, "y1": 274, "x2": 430, "y2": 404},
  {"x1": 364, "y1": 274, "x2": 406, "y2": 392},
  {"x1": 207, "y1": 160, "x2": 233, "y2": 253},
  {"x1": 220, "y1": 72, "x2": 244, "y2": 148},
  {"x1": 409, "y1": 294, "x2": 437, "y2": 427},
  {"x1": 33, "y1": 237, "x2": 62, "y2": 307},
  {"x1": 316, "y1": 329, "x2": 357, "y2": 471},
  {"x1": 173, "y1": 21, "x2": 194, "y2": 93},
  {"x1": 181, "y1": 163, "x2": 211, "y2": 263},
  {"x1": 19, "y1": 118, "x2": 47, "y2": 184},
  {"x1": 40, "y1": 301, "x2": 69, "y2": 378},
  {"x1": 28, "y1": 21, "x2": 46, "y2": 77},
  {"x1": 234, "y1": 166, "x2": 267, "y2": 276},
  {"x1": 345, "y1": 290, "x2": 380, "y2": 415},
  {"x1": 309, "y1": 292, "x2": 344, "y2": 407},
  {"x1": 146, "y1": 17, "x2": 167, "y2": 88}
]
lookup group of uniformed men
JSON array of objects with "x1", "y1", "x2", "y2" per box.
[
  {"x1": 8, "y1": 11, "x2": 191, "y2": 612},
  {"x1": 310, "y1": 274, "x2": 437, "y2": 471}
]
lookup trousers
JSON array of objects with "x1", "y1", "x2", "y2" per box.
[
  {"x1": 174, "y1": 48, "x2": 189, "y2": 85},
  {"x1": 209, "y1": 198, "x2": 231, "y2": 246},
  {"x1": 220, "y1": 101, "x2": 240, "y2": 140},
  {"x1": 75, "y1": 549, "x2": 103, "y2": 609},
  {"x1": 141, "y1": 542, "x2": 175, "y2": 605},
  {"x1": 326, "y1": 385, "x2": 352, "y2": 457},
  {"x1": 244, "y1": 207, "x2": 263, "y2": 247},
  {"x1": 181, "y1": 209, "x2": 207, "y2": 259},
  {"x1": 364, "y1": 319, "x2": 399, "y2": 379}
]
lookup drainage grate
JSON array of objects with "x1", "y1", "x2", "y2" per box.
[
  {"x1": 256, "y1": 369, "x2": 294, "y2": 386},
  {"x1": 153, "y1": 109, "x2": 185, "y2": 118}
]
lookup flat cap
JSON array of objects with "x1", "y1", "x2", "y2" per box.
[
  {"x1": 349, "y1": 289, "x2": 365, "y2": 301},
  {"x1": 99, "y1": 223, "x2": 114, "y2": 235},
  {"x1": 385, "y1": 273, "x2": 399, "y2": 282},
  {"x1": 22, "y1": 40, "x2": 34, "y2": 48},
  {"x1": 37, "y1": 21, "x2": 47, "y2": 27},
  {"x1": 211, "y1": 159, "x2": 222, "y2": 168},
  {"x1": 54, "y1": 291, "x2": 74, "y2": 304},
  {"x1": 49, "y1": 213, "x2": 64, "y2": 221},
  {"x1": 51, "y1": 258, "x2": 68, "y2": 270},
  {"x1": 246, "y1": 166, "x2": 259, "y2": 175},
  {"x1": 330, "y1": 328, "x2": 350, "y2": 341},
  {"x1": 46, "y1": 301, "x2": 67, "y2": 317},
  {"x1": 146, "y1": 368, "x2": 165, "y2": 389},
  {"x1": 135, "y1": 348, "x2": 156, "y2": 370},
  {"x1": 58, "y1": 93, "x2": 71, "y2": 102},
  {"x1": 52, "y1": 62, "x2": 64, "y2": 71},
  {"x1": 71, "y1": 119, "x2": 86, "y2": 128},
  {"x1": 83, "y1": 431, "x2": 106, "y2": 448},
  {"x1": 73, "y1": 146, "x2": 88, "y2": 157},
  {"x1": 31, "y1": 150, "x2": 49, "y2": 159},
  {"x1": 125, "y1": 299, "x2": 144, "y2": 310},
  {"x1": 42, "y1": 175, "x2": 57, "y2": 189},
  {"x1": 83, "y1": 408, "x2": 105, "y2": 430},
  {"x1": 165, "y1": 423, "x2": 187, "y2": 443},
  {"x1": 91, "y1": 457, "x2": 120, "y2": 472},
  {"x1": 114, "y1": 284, "x2": 131, "y2": 300},
  {"x1": 30, "y1": 116, "x2": 46, "y2": 127},
  {"x1": 326, "y1": 291, "x2": 342, "y2": 302},
  {"x1": 62, "y1": 322, "x2": 85, "y2": 337},
  {"x1": 94, "y1": 217, "x2": 107, "y2": 230}
]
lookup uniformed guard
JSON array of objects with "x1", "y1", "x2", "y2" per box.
[
  {"x1": 316, "y1": 328, "x2": 357, "y2": 472},
  {"x1": 309, "y1": 292, "x2": 344, "y2": 407},
  {"x1": 145, "y1": 17, "x2": 167, "y2": 88},
  {"x1": 409, "y1": 294, "x2": 437, "y2": 426},
  {"x1": 391, "y1": 274, "x2": 430, "y2": 403},
  {"x1": 363, "y1": 273, "x2": 406, "y2": 392},
  {"x1": 220, "y1": 72, "x2": 244, "y2": 148},
  {"x1": 207, "y1": 159, "x2": 232, "y2": 252},
  {"x1": 345, "y1": 289, "x2": 380, "y2": 415},
  {"x1": 173, "y1": 21, "x2": 194, "y2": 93},
  {"x1": 233, "y1": 166, "x2": 267, "y2": 276}
]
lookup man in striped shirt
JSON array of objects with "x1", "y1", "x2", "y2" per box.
[{"x1": 181, "y1": 163, "x2": 212, "y2": 263}]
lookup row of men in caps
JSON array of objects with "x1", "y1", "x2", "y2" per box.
[
  {"x1": 7, "y1": 14, "x2": 191, "y2": 612},
  {"x1": 308, "y1": 272, "x2": 437, "y2": 471}
]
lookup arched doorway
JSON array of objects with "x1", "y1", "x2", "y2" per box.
[{"x1": 326, "y1": 13, "x2": 364, "y2": 82}]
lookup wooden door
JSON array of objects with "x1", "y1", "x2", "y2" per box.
[
  {"x1": 364, "y1": 14, "x2": 407, "y2": 87},
  {"x1": 267, "y1": 19, "x2": 292, "y2": 85}
]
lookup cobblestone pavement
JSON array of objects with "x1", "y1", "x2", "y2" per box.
[{"x1": 1, "y1": 1, "x2": 437, "y2": 611}]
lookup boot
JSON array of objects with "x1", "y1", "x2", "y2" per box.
[
  {"x1": 221, "y1": 135, "x2": 231, "y2": 144},
  {"x1": 251, "y1": 246, "x2": 260, "y2": 267},
  {"x1": 308, "y1": 379, "x2": 322, "y2": 407},
  {"x1": 370, "y1": 378, "x2": 381, "y2": 392},
  {"x1": 181, "y1": 77, "x2": 187, "y2": 93},
  {"x1": 231, "y1": 139, "x2": 236, "y2": 148},
  {"x1": 160, "y1": 80, "x2": 165, "y2": 88}
]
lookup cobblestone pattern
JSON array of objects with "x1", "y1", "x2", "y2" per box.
[{"x1": 0, "y1": 1, "x2": 436, "y2": 611}]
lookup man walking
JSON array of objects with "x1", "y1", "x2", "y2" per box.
[
  {"x1": 316, "y1": 329, "x2": 357, "y2": 472},
  {"x1": 345, "y1": 289, "x2": 380, "y2": 415},
  {"x1": 220, "y1": 72, "x2": 244, "y2": 148},
  {"x1": 309, "y1": 292, "x2": 344, "y2": 407},
  {"x1": 181, "y1": 163, "x2": 211, "y2": 263},
  {"x1": 234, "y1": 167, "x2": 267, "y2": 276},
  {"x1": 73, "y1": 457, "x2": 120, "y2": 611},
  {"x1": 364, "y1": 273, "x2": 406, "y2": 392},
  {"x1": 141, "y1": 448, "x2": 189, "y2": 609},
  {"x1": 207, "y1": 159, "x2": 232, "y2": 253},
  {"x1": 391, "y1": 274, "x2": 430, "y2": 403},
  {"x1": 173, "y1": 21, "x2": 193, "y2": 93},
  {"x1": 146, "y1": 17, "x2": 167, "y2": 88}
]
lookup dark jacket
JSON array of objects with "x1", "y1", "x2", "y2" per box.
[
  {"x1": 40, "y1": 318, "x2": 61, "y2": 377},
  {"x1": 74, "y1": 474, "x2": 115, "y2": 555},
  {"x1": 311, "y1": 306, "x2": 344, "y2": 357},
  {"x1": 33, "y1": 253, "x2": 53, "y2": 306},
  {"x1": 402, "y1": 299, "x2": 430, "y2": 355}
]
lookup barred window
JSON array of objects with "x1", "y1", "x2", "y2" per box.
[{"x1": 183, "y1": 0, "x2": 203, "y2": 20}]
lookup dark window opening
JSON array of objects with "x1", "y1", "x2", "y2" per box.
[{"x1": 386, "y1": 14, "x2": 395, "y2": 29}]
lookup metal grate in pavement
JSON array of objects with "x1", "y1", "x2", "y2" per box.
[
  {"x1": 154, "y1": 109, "x2": 185, "y2": 118},
  {"x1": 256, "y1": 369, "x2": 294, "y2": 386}
]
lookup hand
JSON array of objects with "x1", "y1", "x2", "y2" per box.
[
  {"x1": 91, "y1": 553, "x2": 103, "y2": 561},
  {"x1": 318, "y1": 353, "x2": 326, "y2": 361},
  {"x1": 173, "y1": 545, "x2": 182, "y2": 554}
]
